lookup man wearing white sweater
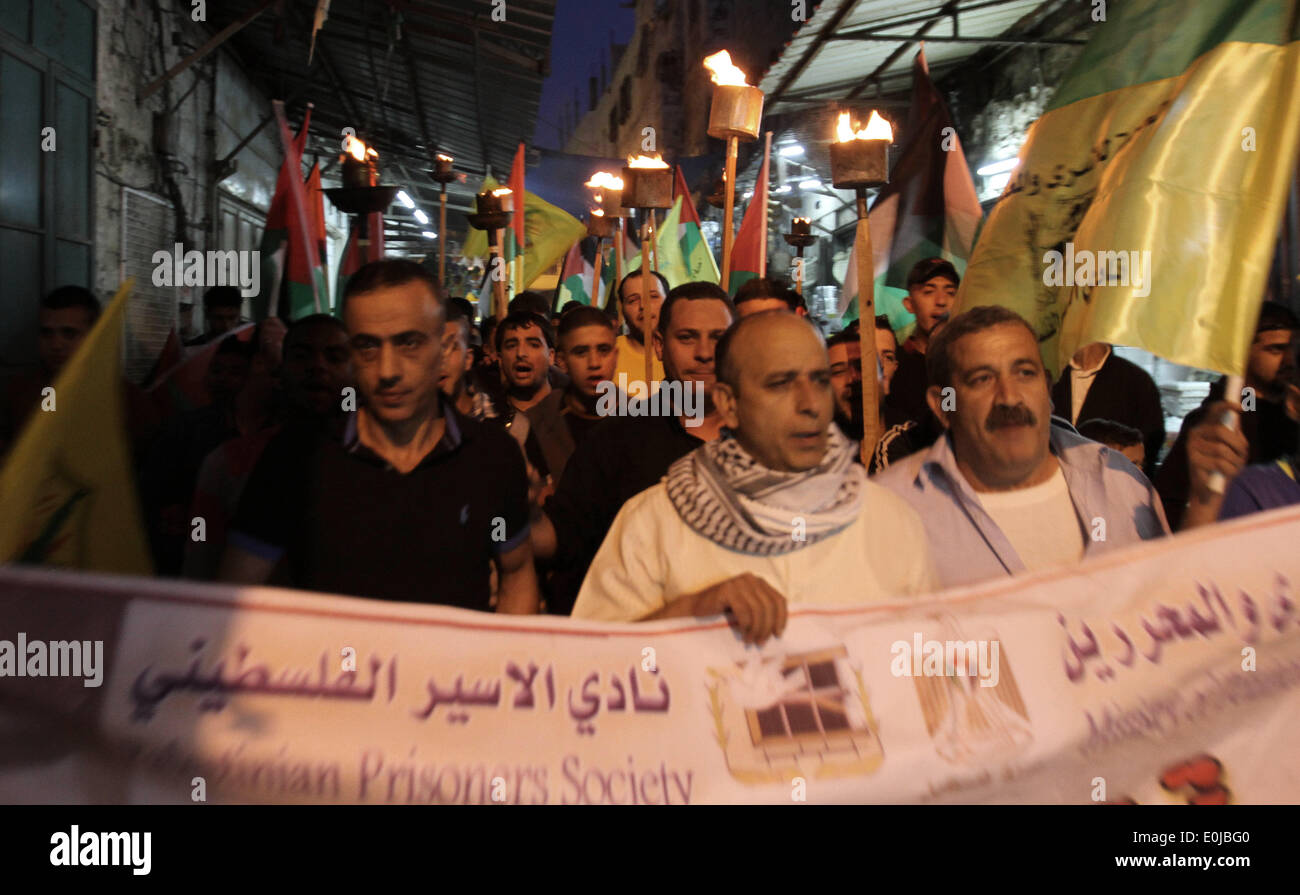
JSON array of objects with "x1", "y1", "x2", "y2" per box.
[{"x1": 573, "y1": 312, "x2": 937, "y2": 642}]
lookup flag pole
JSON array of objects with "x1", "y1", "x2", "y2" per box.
[
  {"x1": 853, "y1": 191, "x2": 882, "y2": 464},
  {"x1": 591, "y1": 239, "x2": 604, "y2": 307},
  {"x1": 720, "y1": 136, "x2": 738, "y2": 290},
  {"x1": 642, "y1": 213, "x2": 656, "y2": 385},
  {"x1": 758, "y1": 131, "x2": 772, "y2": 279}
]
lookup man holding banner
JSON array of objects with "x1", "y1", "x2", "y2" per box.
[{"x1": 574, "y1": 311, "x2": 934, "y2": 638}]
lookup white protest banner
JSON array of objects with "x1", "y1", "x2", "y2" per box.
[{"x1": 1, "y1": 505, "x2": 1299, "y2": 804}]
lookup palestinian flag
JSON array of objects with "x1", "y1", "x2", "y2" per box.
[
  {"x1": 675, "y1": 166, "x2": 719, "y2": 284},
  {"x1": 284, "y1": 161, "x2": 330, "y2": 318},
  {"x1": 959, "y1": 0, "x2": 1300, "y2": 377},
  {"x1": 335, "y1": 210, "x2": 385, "y2": 310},
  {"x1": 556, "y1": 238, "x2": 596, "y2": 307},
  {"x1": 839, "y1": 49, "x2": 983, "y2": 331},
  {"x1": 252, "y1": 104, "x2": 312, "y2": 321},
  {"x1": 727, "y1": 134, "x2": 771, "y2": 295}
]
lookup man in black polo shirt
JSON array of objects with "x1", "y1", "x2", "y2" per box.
[
  {"x1": 531, "y1": 281, "x2": 736, "y2": 614},
  {"x1": 219, "y1": 260, "x2": 540, "y2": 612}
]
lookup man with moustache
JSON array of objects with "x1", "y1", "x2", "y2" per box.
[
  {"x1": 874, "y1": 305, "x2": 1169, "y2": 590},
  {"x1": 525, "y1": 306, "x2": 619, "y2": 483},
  {"x1": 531, "y1": 281, "x2": 735, "y2": 615},
  {"x1": 572, "y1": 311, "x2": 935, "y2": 640},
  {"x1": 220, "y1": 260, "x2": 540, "y2": 612}
]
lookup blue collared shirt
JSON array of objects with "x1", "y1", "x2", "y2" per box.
[{"x1": 872, "y1": 424, "x2": 1170, "y2": 589}]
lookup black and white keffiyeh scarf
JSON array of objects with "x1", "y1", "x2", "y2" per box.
[{"x1": 664, "y1": 426, "x2": 866, "y2": 556}]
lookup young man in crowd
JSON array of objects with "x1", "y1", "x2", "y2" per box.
[
  {"x1": 186, "y1": 285, "x2": 245, "y2": 346},
  {"x1": 219, "y1": 260, "x2": 540, "y2": 612},
  {"x1": 613, "y1": 269, "x2": 668, "y2": 393},
  {"x1": 1052, "y1": 342, "x2": 1165, "y2": 476},
  {"x1": 732, "y1": 277, "x2": 806, "y2": 317},
  {"x1": 573, "y1": 311, "x2": 935, "y2": 641},
  {"x1": 497, "y1": 310, "x2": 555, "y2": 418},
  {"x1": 184, "y1": 314, "x2": 353, "y2": 579},
  {"x1": 441, "y1": 299, "x2": 499, "y2": 423},
  {"x1": 1076, "y1": 418, "x2": 1148, "y2": 469},
  {"x1": 1155, "y1": 300, "x2": 1299, "y2": 528},
  {"x1": 532, "y1": 281, "x2": 735, "y2": 615},
  {"x1": 885, "y1": 258, "x2": 959, "y2": 441},
  {"x1": 874, "y1": 305, "x2": 1169, "y2": 590},
  {"x1": 142, "y1": 336, "x2": 258, "y2": 575},
  {"x1": 827, "y1": 318, "x2": 917, "y2": 470},
  {"x1": 525, "y1": 306, "x2": 619, "y2": 483},
  {"x1": 2, "y1": 286, "x2": 100, "y2": 455}
]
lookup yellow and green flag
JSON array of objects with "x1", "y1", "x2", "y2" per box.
[
  {"x1": 960, "y1": 0, "x2": 1300, "y2": 378},
  {"x1": 0, "y1": 281, "x2": 152, "y2": 574},
  {"x1": 463, "y1": 175, "x2": 586, "y2": 293}
]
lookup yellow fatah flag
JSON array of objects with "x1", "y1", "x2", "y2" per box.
[
  {"x1": 0, "y1": 280, "x2": 152, "y2": 573},
  {"x1": 462, "y1": 175, "x2": 586, "y2": 290},
  {"x1": 959, "y1": 0, "x2": 1300, "y2": 378}
]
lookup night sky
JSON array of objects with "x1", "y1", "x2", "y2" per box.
[{"x1": 534, "y1": 0, "x2": 636, "y2": 150}]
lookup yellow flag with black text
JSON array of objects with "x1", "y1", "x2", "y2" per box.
[{"x1": 960, "y1": 0, "x2": 1300, "y2": 378}]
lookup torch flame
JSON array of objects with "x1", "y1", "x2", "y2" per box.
[
  {"x1": 591, "y1": 208, "x2": 605, "y2": 217},
  {"x1": 491, "y1": 187, "x2": 513, "y2": 197},
  {"x1": 626, "y1": 153, "x2": 669, "y2": 169},
  {"x1": 436, "y1": 153, "x2": 454, "y2": 162},
  {"x1": 344, "y1": 134, "x2": 368, "y2": 161},
  {"x1": 585, "y1": 171, "x2": 624, "y2": 190},
  {"x1": 836, "y1": 110, "x2": 893, "y2": 143},
  {"x1": 703, "y1": 50, "x2": 749, "y2": 87},
  {"x1": 794, "y1": 217, "x2": 810, "y2": 224}
]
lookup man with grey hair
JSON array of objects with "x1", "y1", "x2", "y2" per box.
[
  {"x1": 873, "y1": 304, "x2": 1169, "y2": 589},
  {"x1": 572, "y1": 311, "x2": 935, "y2": 642}
]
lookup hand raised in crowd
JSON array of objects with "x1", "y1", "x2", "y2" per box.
[
  {"x1": 1182, "y1": 400, "x2": 1250, "y2": 529},
  {"x1": 646, "y1": 573, "x2": 789, "y2": 645}
]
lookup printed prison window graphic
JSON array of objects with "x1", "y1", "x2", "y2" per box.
[{"x1": 708, "y1": 647, "x2": 884, "y2": 784}]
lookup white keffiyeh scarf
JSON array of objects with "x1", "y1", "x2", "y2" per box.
[{"x1": 664, "y1": 426, "x2": 865, "y2": 555}]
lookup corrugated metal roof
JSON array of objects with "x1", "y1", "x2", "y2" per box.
[
  {"x1": 760, "y1": 0, "x2": 1060, "y2": 114},
  {"x1": 207, "y1": 0, "x2": 555, "y2": 252}
]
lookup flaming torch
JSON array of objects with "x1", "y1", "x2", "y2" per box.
[
  {"x1": 585, "y1": 171, "x2": 627, "y2": 312},
  {"x1": 430, "y1": 152, "x2": 456, "y2": 284},
  {"x1": 831, "y1": 109, "x2": 893, "y2": 464},
  {"x1": 325, "y1": 133, "x2": 399, "y2": 266},
  {"x1": 704, "y1": 50, "x2": 763, "y2": 291},
  {"x1": 783, "y1": 218, "x2": 815, "y2": 296},
  {"x1": 622, "y1": 154, "x2": 673, "y2": 386},
  {"x1": 466, "y1": 187, "x2": 514, "y2": 320}
]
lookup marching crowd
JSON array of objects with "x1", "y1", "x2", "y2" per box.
[{"x1": 3, "y1": 256, "x2": 1296, "y2": 643}]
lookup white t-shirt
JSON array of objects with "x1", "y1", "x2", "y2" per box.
[
  {"x1": 572, "y1": 481, "x2": 937, "y2": 621},
  {"x1": 973, "y1": 467, "x2": 1085, "y2": 572},
  {"x1": 1068, "y1": 345, "x2": 1110, "y2": 424}
]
